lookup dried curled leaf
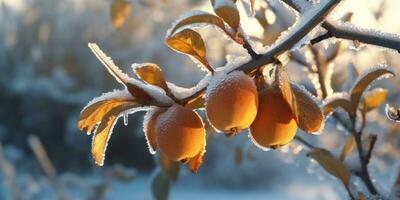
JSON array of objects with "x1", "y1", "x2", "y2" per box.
[
  {"x1": 386, "y1": 104, "x2": 400, "y2": 122},
  {"x1": 249, "y1": 0, "x2": 255, "y2": 16},
  {"x1": 308, "y1": 148, "x2": 351, "y2": 187},
  {"x1": 350, "y1": 66, "x2": 394, "y2": 113},
  {"x1": 339, "y1": 135, "x2": 355, "y2": 161},
  {"x1": 364, "y1": 88, "x2": 388, "y2": 111},
  {"x1": 214, "y1": 6, "x2": 240, "y2": 32},
  {"x1": 168, "y1": 13, "x2": 227, "y2": 37},
  {"x1": 110, "y1": 0, "x2": 132, "y2": 29},
  {"x1": 79, "y1": 99, "x2": 143, "y2": 166},
  {"x1": 159, "y1": 154, "x2": 180, "y2": 181},
  {"x1": 290, "y1": 83, "x2": 324, "y2": 133},
  {"x1": 133, "y1": 63, "x2": 168, "y2": 91},
  {"x1": 151, "y1": 171, "x2": 170, "y2": 200},
  {"x1": 88, "y1": 43, "x2": 153, "y2": 101},
  {"x1": 186, "y1": 147, "x2": 205, "y2": 173},
  {"x1": 165, "y1": 29, "x2": 213, "y2": 72},
  {"x1": 322, "y1": 93, "x2": 352, "y2": 116}
]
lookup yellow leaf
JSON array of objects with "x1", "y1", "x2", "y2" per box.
[
  {"x1": 165, "y1": 29, "x2": 213, "y2": 72},
  {"x1": 323, "y1": 94, "x2": 352, "y2": 116},
  {"x1": 350, "y1": 66, "x2": 394, "y2": 113},
  {"x1": 358, "y1": 192, "x2": 366, "y2": 200},
  {"x1": 88, "y1": 43, "x2": 153, "y2": 101},
  {"x1": 340, "y1": 135, "x2": 355, "y2": 161},
  {"x1": 143, "y1": 108, "x2": 166, "y2": 154},
  {"x1": 214, "y1": 6, "x2": 240, "y2": 32},
  {"x1": 168, "y1": 13, "x2": 227, "y2": 37},
  {"x1": 90, "y1": 101, "x2": 142, "y2": 166},
  {"x1": 110, "y1": 0, "x2": 132, "y2": 29},
  {"x1": 308, "y1": 148, "x2": 351, "y2": 187},
  {"x1": 133, "y1": 63, "x2": 168, "y2": 91},
  {"x1": 274, "y1": 65, "x2": 293, "y2": 111},
  {"x1": 186, "y1": 147, "x2": 205, "y2": 173},
  {"x1": 250, "y1": 0, "x2": 255, "y2": 16},
  {"x1": 364, "y1": 88, "x2": 388, "y2": 111},
  {"x1": 159, "y1": 154, "x2": 180, "y2": 181},
  {"x1": 151, "y1": 171, "x2": 170, "y2": 200},
  {"x1": 290, "y1": 84, "x2": 324, "y2": 133}
]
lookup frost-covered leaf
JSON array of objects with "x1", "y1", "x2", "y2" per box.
[
  {"x1": 274, "y1": 65, "x2": 293, "y2": 110},
  {"x1": 88, "y1": 43, "x2": 155, "y2": 101},
  {"x1": 308, "y1": 148, "x2": 351, "y2": 187},
  {"x1": 185, "y1": 95, "x2": 205, "y2": 109},
  {"x1": 322, "y1": 93, "x2": 352, "y2": 116},
  {"x1": 186, "y1": 147, "x2": 205, "y2": 173},
  {"x1": 364, "y1": 88, "x2": 388, "y2": 111},
  {"x1": 165, "y1": 29, "x2": 213, "y2": 72},
  {"x1": 110, "y1": 0, "x2": 131, "y2": 29},
  {"x1": 290, "y1": 83, "x2": 323, "y2": 133},
  {"x1": 339, "y1": 135, "x2": 355, "y2": 161},
  {"x1": 386, "y1": 104, "x2": 400, "y2": 122},
  {"x1": 151, "y1": 171, "x2": 170, "y2": 200},
  {"x1": 159, "y1": 154, "x2": 180, "y2": 181},
  {"x1": 133, "y1": 63, "x2": 168, "y2": 91},
  {"x1": 214, "y1": 6, "x2": 240, "y2": 32},
  {"x1": 350, "y1": 65, "x2": 395, "y2": 113},
  {"x1": 143, "y1": 108, "x2": 165, "y2": 154},
  {"x1": 89, "y1": 100, "x2": 143, "y2": 166},
  {"x1": 167, "y1": 12, "x2": 227, "y2": 37}
]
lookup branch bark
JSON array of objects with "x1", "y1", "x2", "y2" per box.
[{"x1": 180, "y1": 0, "x2": 342, "y2": 104}]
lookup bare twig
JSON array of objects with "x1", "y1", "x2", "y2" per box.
[
  {"x1": 28, "y1": 135, "x2": 69, "y2": 200},
  {"x1": 294, "y1": 135, "x2": 315, "y2": 149},
  {"x1": 0, "y1": 142, "x2": 20, "y2": 200},
  {"x1": 365, "y1": 134, "x2": 377, "y2": 165}
]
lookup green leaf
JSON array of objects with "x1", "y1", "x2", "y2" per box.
[{"x1": 151, "y1": 171, "x2": 170, "y2": 200}]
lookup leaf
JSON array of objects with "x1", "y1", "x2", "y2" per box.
[
  {"x1": 350, "y1": 66, "x2": 394, "y2": 113},
  {"x1": 358, "y1": 192, "x2": 366, "y2": 200},
  {"x1": 88, "y1": 43, "x2": 153, "y2": 101},
  {"x1": 159, "y1": 154, "x2": 180, "y2": 181},
  {"x1": 110, "y1": 0, "x2": 132, "y2": 29},
  {"x1": 214, "y1": 6, "x2": 240, "y2": 32},
  {"x1": 151, "y1": 171, "x2": 170, "y2": 200},
  {"x1": 168, "y1": 13, "x2": 227, "y2": 37},
  {"x1": 186, "y1": 147, "x2": 205, "y2": 173},
  {"x1": 364, "y1": 88, "x2": 388, "y2": 111},
  {"x1": 184, "y1": 95, "x2": 205, "y2": 109},
  {"x1": 143, "y1": 108, "x2": 165, "y2": 154},
  {"x1": 308, "y1": 148, "x2": 351, "y2": 187},
  {"x1": 133, "y1": 63, "x2": 168, "y2": 91},
  {"x1": 322, "y1": 93, "x2": 352, "y2": 116},
  {"x1": 91, "y1": 101, "x2": 142, "y2": 166},
  {"x1": 165, "y1": 29, "x2": 213, "y2": 72},
  {"x1": 274, "y1": 65, "x2": 293, "y2": 111},
  {"x1": 290, "y1": 83, "x2": 324, "y2": 133},
  {"x1": 249, "y1": 0, "x2": 255, "y2": 16},
  {"x1": 340, "y1": 135, "x2": 355, "y2": 161}
]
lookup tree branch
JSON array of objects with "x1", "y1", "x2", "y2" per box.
[
  {"x1": 179, "y1": 0, "x2": 342, "y2": 104},
  {"x1": 282, "y1": 0, "x2": 400, "y2": 52}
]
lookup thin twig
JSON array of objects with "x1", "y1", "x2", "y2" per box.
[
  {"x1": 365, "y1": 134, "x2": 377, "y2": 165},
  {"x1": 294, "y1": 135, "x2": 315, "y2": 149}
]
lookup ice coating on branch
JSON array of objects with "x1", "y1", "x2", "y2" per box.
[
  {"x1": 166, "y1": 74, "x2": 212, "y2": 99},
  {"x1": 88, "y1": 43, "x2": 173, "y2": 106},
  {"x1": 258, "y1": 0, "x2": 334, "y2": 55},
  {"x1": 223, "y1": 54, "x2": 252, "y2": 73},
  {"x1": 81, "y1": 89, "x2": 132, "y2": 112}
]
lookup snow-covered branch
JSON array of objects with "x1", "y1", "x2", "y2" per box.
[
  {"x1": 282, "y1": 0, "x2": 400, "y2": 52},
  {"x1": 181, "y1": 0, "x2": 341, "y2": 103}
]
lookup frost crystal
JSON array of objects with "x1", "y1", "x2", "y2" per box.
[{"x1": 82, "y1": 89, "x2": 132, "y2": 112}]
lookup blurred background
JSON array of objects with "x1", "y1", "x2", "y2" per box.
[{"x1": 0, "y1": 0, "x2": 400, "y2": 199}]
